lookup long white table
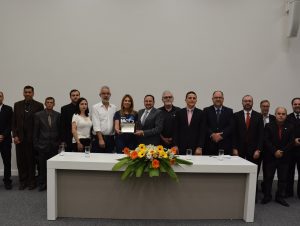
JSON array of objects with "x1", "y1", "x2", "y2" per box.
[{"x1": 47, "y1": 153, "x2": 257, "y2": 222}]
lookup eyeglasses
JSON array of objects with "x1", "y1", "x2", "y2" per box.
[{"x1": 163, "y1": 96, "x2": 173, "y2": 99}]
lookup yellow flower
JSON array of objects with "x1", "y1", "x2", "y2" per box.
[
  {"x1": 157, "y1": 145, "x2": 164, "y2": 152},
  {"x1": 163, "y1": 152, "x2": 168, "y2": 158},
  {"x1": 139, "y1": 144, "x2": 146, "y2": 151},
  {"x1": 138, "y1": 150, "x2": 146, "y2": 158}
]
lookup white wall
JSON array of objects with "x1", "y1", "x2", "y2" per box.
[{"x1": 0, "y1": 0, "x2": 300, "y2": 174}]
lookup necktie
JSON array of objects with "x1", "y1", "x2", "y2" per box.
[
  {"x1": 246, "y1": 112, "x2": 250, "y2": 129},
  {"x1": 48, "y1": 114, "x2": 52, "y2": 128},
  {"x1": 278, "y1": 126, "x2": 282, "y2": 140},
  {"x1": 141, "y1": 110, "x2": 149, "y2": 126},
  {"x1": 216, "y1": 108, "x2": 221, "y2": 123},
  {"x1": 297, "y1": 114, "x2": 300, "y2": 120},
  {"x1": 187, "y1": 109, "x2": 192, "y2": 125}
]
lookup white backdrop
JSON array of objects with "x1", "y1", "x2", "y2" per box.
[{"x1": 0, "y1": 0, "x2": 300, "y2": 174}]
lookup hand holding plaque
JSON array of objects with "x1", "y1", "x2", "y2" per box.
[{"x1": 121, "y1": 122, "x2": 135, "y2": 133}]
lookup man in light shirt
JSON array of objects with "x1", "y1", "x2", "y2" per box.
[
  {"x1": 260, "y1": 100, "x2": 275, "y2": 127},
  {"x1": 91, "y1": 86, "x2": 116, "y2": 153}
]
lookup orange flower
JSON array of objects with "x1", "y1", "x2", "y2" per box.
[
  {"x1": 123, "y1": 147, "x2": 130, "y2": 156},
  {"x1": 170, "y1": 159, "x2": 176, "y2": 165},
  {"x1": 171, "y1": 147, "x2": 177, "y2": 154},
  {"x1": 130, "y1": 150, "x2": 138, "y2": 160},
  {"x1": 152, "y1": 159, "x2": 160, "y2": 169}
]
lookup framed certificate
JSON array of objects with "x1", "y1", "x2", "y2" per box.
[{"x1": 121, "y1": 122, "x2": 135, "y2": 133}]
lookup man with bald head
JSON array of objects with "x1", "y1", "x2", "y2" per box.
[
  {"x1": 203, "y1": 91, "x2": 233, "y2": 155},
  {"x1": 232, "y1": 95, "x2": 264, "y2": 164},
  {"x1": 261, "y1": 107, "x2": 294, "y2": 207}
]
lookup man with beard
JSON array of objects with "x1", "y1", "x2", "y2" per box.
[
  {"x1": 232, "y1": 95, "x2": 264, "y2": 165},
  {"x1": 60, "y1": 89, "x2": 80, "y2": 152},
  {"x1": 91, "y1": 86, "x2": 116, "y2": 153}
]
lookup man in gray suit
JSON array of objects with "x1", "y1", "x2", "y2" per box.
[
  {"x1": 33, "y1": 97, "x2": 60, "y2": 191},
  {"x1": 135, "y1": 94, "x2": 163, "y2": 145}
]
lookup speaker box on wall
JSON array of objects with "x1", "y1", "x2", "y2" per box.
[{"x1": 287, "y1": 0, "x2": 300, "y2": 37}]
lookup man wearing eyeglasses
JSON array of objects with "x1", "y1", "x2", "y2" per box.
[
  {"x1": 203, "y1": 91, "x2": 233, "y2": 155},
  {"x1": 159, "y1": 91, "x2": 180, "y2": 148}
]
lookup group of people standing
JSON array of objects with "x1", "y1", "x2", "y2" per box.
[{"x1": 0, "y1": 86, "x2": 300, "y2": 208}]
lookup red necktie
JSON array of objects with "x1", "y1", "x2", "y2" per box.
[
  {"x1": 278, "y1": 126, "x2": 282, "y2": 140},
  {"x1": 246, "y1": 112, "x2": 250, "y2": 129}
]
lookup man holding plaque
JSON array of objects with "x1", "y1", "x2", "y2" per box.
[
  {"x1": 114, "y1": 94, "x2": 138, "y2": 153},
  {"x1": 135, "y1": 95, "x2": 163, "y2": 145}
]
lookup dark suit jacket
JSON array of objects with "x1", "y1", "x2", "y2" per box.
[
  {"x1": 263, "y1": 114, "x2": 276, "y2": 127},
  {"x1": 137, "y1": 108, "x2": 163, "y2": 145},
  {"x1": 33, "y1": 109, "x2": 61, "y2": 152},
  {"x1": 233, "y1": 110, "x2": 264, "y2": 160},
  {"x1": 0, "y1": 104, "x2": 13, "y2": 145},
  {"x1": 60, "y1": 103, "x2": 77, "y2": 144},
  {"x1": 203, "y1": 105, "x2": 233, "y2": 155},
  {"x1": 12, "y1": 100, "x2": 44, "y2": 143},
  {"x1": 264, "y1": 121, "x2": 294, "y2": 163},
  {"x1": 174, "y1": 107, "x2": 205, "y2": 155},
  {"x1": 287, "y1": 113, "x2": 300, "y2": 154}
]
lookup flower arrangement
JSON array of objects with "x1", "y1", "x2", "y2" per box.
[{"x1": 112, "y1": 144, "x2": 193, "y2": 182}]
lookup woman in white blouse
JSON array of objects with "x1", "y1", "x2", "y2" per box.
[{"x1": 72, "y1": 97, "x2": 92, "y2": 152}]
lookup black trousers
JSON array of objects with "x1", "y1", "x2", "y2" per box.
[
  {"x1": 0, "y1": 142, "x2": 12, "y2": 184},
  {"x1": 16, "y1": 140, "x2": 36, "y2": 186},
  {"x1": 91, "y1": 135, "x2": 115, "y2": 153},
  {"x1": 263, "y1": 159, "x2": 289, "y2": 199},
  {"x1": 286, "y1": 151, "x2": 300, "y2": 197},
  {"x1": 38, "y1": 148, "x2": 57, "y2": 186},
  {"x1": 72, "y1": 138, "x2": 91, "y2": 152}
]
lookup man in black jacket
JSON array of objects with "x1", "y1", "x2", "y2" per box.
[
  {"x1": 286, "y1": 97, "x2": 300, "y2": 198},
  {"x1": 261, "y1": 107, "x2": 294, "y2": 207},
  {"x1": 0, "y1": 91, "x2": 13, "y2": 189},
  {"x1": 60, "y1": 89, "x2": 80, "y2": 152}
]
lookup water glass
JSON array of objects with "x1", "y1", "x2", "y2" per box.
[
  {"x1": 59, "y1": 144, "x2": 65, "y2": 156},
  {"x1": 186, "y1": 149, "x2": 192, "y2": 160},
  {"x1": 218, "y1": 149, "x2": 224, "y2": 161},
  {"x1": 84, "y1": 146, "x2": 91, "y2": 158}
]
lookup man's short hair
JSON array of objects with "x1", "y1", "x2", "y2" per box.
[
  {"x1": 69, "y1": 89, "x2": 80, "y2": 97},
  {"x1": 144, "y1": 94, "x2": 155, "y2": 102},
  {"x1": 45, "y1": 97, "x2": 55, "y2": 102},
  {"x1": 260, "y1": 100, "x2": 270, "y2": 106},
  {"x1": 24, "y1": 85, "x2": 34, "y2": 92},
  {"x1": 185, "y1": 91, "x2": 197, "y2": 99},
  {"x1": 291, "y1": 97, "x2": 300, "y2": 105}
]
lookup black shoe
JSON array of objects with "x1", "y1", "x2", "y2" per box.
[
  {"x1": 28, "y1": 184, "x2": 37, "y2": 190},
  {"x1": 261, "y1": 197, "x2": 271, "y2": 204},
  {"x1": 275, "y1": 198, "x2": 290, "y2": 207},
  {"x1": 38, "y1": 184, "x2": 46, "y2": 192},
  {"x1": 4, "y1": 183, "x2": 12, "y2": 190},
  {"x1": 19, "y1": 183, "x2": 27, "y2": 190}
]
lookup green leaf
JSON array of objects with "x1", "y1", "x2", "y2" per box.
[
  {"x1": 175, "y1": 158, "x2": 193, "y2": 165},
  {"x1": 136, "y1": 162, "x2": 147, "y2": 177},
  {"x1": 112, "y1": 158, "x2": 131, "y2": 171},
  {"x1": 149, "y1": 168, "x2": 159, "y2": 177},
  {"x1": 121, "y1": 164, "x2": 135, "y2": 180}
]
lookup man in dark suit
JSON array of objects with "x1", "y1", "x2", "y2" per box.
[
  {"x1": 286, "y1": 97, "x2": 300, "y2": 198},
  {"x1": 260, "y1": 99, "x2": 276, "y2": 192},
  {"x1": 135, "y1": 94, "x2": 163, "y2": 145},
  {"x1": 60, "y1": 89, "x2": 80, "y2": 152},
  {"x1": 33, "y1": 97, "x2": 60, "y2": 191},
  {"x1": 173, "y1": 91, "x2": 205, "y2": 155},
  {"x1": 203, "y1": 91, "x2": 233, "y2": 155},
  {"x1": 261, "y1": 107, "x2": 294, "y2": 207},
  {"x1": 159, "y1": 91, "x2": 180, "y2": 148},
  {"x1": 232, "y1": 95, "x2": 264, "y2": 165},
  {"x1": 12, "y1": 86, "x2": 44, "y2": 190},
  {"x1": 0, "y1": 91, "x2": 13, "y2": 190}
]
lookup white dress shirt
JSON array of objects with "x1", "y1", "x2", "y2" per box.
[
  {"x1": 244, "y1": 109, "x2": 252, "y2": 122},
  {"x1": 92, "y1": 102, "x2": 117, "y2": 135}
]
